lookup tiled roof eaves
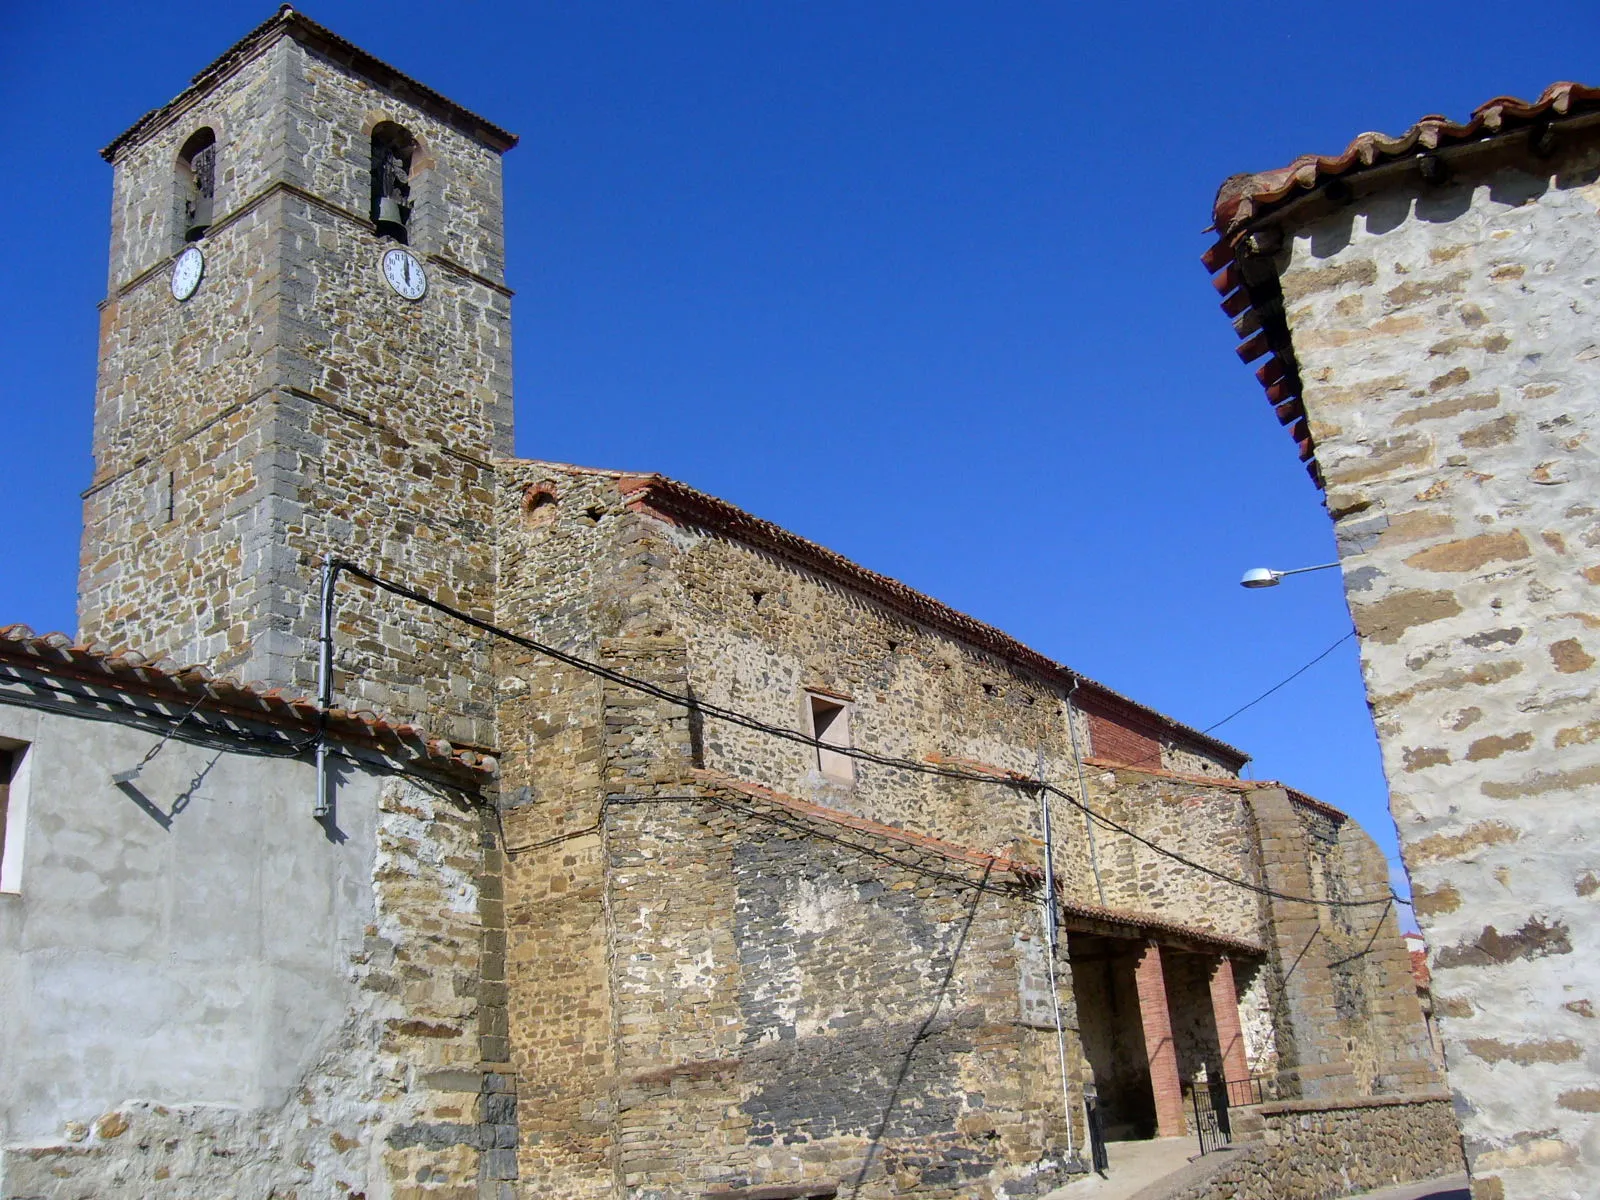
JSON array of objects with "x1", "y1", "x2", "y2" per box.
[
  {"x1": 613, "y1": 471, "x2": 1249, "y2": 770},
  {"x1": 1082, "y1": 755, "x2": 1348, "y2": 820},
  {"x1": 0, "y1": 624, "x2": 497, "y2": 783},
  {"x1": 1201, "y1": 81, "x2": 1600, "y2": 492},
  {"x1": 101, "y1": 5, "x2": 518, "y2": 163},
  {"x1": 692, "y1": 767, "x2": 1264, "y2": 956}
]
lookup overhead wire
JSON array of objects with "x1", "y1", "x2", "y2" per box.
[
  {"x1": 326, "y1": 559, "x2": 1404, "y2": 910},
  {"x1": 0, "y1": 669, "x2": 320, "y2": 759},
  {"x1": 1200, "y1": 630, "x2": 1357, "y2": 736}
]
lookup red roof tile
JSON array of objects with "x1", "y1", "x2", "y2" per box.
[
  {"x1": 693, "y1": 767, "x2": 1264, "y2": 955},
  {"x1": 1203, "y1": 81, "x2": 1600, "y2": 489},
  {"x1": 1410, "y1": 947, "x2": 1432, "y2": 990},
  {"x1": 593, "y1": 466, "x2": 1250, "y2": 771},
  {"x1": 101, "y1": 5, "x2": 517, "y2": 164},
  {"x1": 0, "y1": 624, "x2": 496, "y2": 783}
]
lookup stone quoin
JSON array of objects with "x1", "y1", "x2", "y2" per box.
[{"x1": 1208, "y1": 82, "x2": 1600, "y2": 1200}]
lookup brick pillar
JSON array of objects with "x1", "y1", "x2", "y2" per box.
[
  {"x1": 1208, "y1": 957, "x2": 1251, "y2": 1092},
  {"x1": 1133, "y1": 942, "x2": 1187, "y2": 1138}
]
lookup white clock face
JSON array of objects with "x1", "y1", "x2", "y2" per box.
[
  {"x1": 381, "y1": 248, "x2": 427, "y2": 300},
  {"x1": 171, "y1": 245, "x2": 204, "y2": 301}
]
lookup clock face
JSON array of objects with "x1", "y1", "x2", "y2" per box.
[
  {"x1": 381, "y1": 248, "x2": 427, "y2": 300},
  {"x1": 171, "y1": 245, "x2": 204, "y2": 302}
]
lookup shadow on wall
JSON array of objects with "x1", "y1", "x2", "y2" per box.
[{"x1": 845, "y1": 860, "x2": 993, "y2": 1199}]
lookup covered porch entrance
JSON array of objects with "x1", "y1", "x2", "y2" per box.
[{"x1": 1069, "y1": 934, "x2": 1257, "y2": 1142}]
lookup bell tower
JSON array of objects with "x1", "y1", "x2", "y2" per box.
[{"x1": 83, "y1": 7, "x2": 516, "y2": 743}]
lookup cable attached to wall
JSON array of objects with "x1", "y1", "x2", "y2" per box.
[{"x1": 314, "y1": 557, "x2": 1405, "y2": 911}]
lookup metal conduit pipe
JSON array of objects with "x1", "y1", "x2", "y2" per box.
[
  {"x1": 1037, "y1": 747, "x2": 1077, "y2": 1165},
  {"x1": 314, "y1": 557, "x2": 337, "y2": 819}
]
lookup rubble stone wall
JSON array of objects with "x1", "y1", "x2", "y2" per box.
[
  {"x1": 1085, "y1": 766, "x2": 1264, "y2": 943},
  {"x1": 1269, "y1": 139, "x2": 1600, "y2": 1196},
  {"x1": 486, "y1": 473, "x2": 1440, "y2": 1196},
  {"x1": 1161, "y1": 1094, "x2": 1463, "y2": 1200}
]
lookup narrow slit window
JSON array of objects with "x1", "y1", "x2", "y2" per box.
[
  {"x1": 808, "y1": 695, "x2": 854, "y2": 783},
  {"x1": 0, "y1": 742, "x2": 23, "y2": 894}
]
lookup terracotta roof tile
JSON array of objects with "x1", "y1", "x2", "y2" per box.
[
  {"x1": 1410, "y1": 947, "x2": 1432, "y2": 990},
  {"x1": 101, "y1": 5, "x2": 517, "y2": 163},
  {"x1": 692, "y1": 767, "x2": 1264, "y2": 956},
  {"x1": 0, "y1": 623, "x2": 496, "y2": 782},
  {"x1": 517, "y1": 463, "x2": 1248, "y2": 770},
  {"x1": 1203, "y1": 81, "x2": 1600, "y2": 489}
]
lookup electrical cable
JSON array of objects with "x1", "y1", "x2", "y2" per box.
[
  {"x1": 1200, "y1": 631, "x2": 1356, "y2": 736},
  {"x1": 1040, "y1": 780, "x2": 1401, "y2": 907},
  {"x1": 1067, "y1": 629, "x2": 1359, "y2": 779},
  {"x1": 325, "y1": 559, "x2": 1405, "y2": 910}
]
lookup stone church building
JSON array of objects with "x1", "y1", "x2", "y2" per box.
[{"x1": 1, "y1": 9, "x2": 1458, "y2": 1199}]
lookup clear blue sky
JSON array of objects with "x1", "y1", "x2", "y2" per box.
[{"x1": 3, "y1": 2, "x2": 1593, "y2": 916}]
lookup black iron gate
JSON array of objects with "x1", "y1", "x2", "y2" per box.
[
  {"x1": 1191, "y1": 1080, "x2": 1232, "y2": 1155},
  {"x1": 1084, "y1": 1094, "x2": 1109, "y2": 1174},
  {"x1": 1192, "y1": 1076, "x2": 1264, "y2": 1156}
]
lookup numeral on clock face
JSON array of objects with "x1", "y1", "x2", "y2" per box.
[
  {"x1": 171, "y1": 246, "x2": 205, "y2": 301},
  {"x1": 381, "y1": 248, "x2": 427, "y2": 300}
]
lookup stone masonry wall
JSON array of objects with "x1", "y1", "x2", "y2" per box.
[
  {"x1": 1159, "y1": 1095, "x2": 1464, "y2": 1200},
  {"x1": 82, "y1": 30, "x2": 512, "y2": 745},
  {"x1": 491, "y1": 482, "x2": 1095, "y2": 1198},
  {"x1": 490, "y1": 465, "x2": 1447, "y2": 1197},
  {"x1": 1084, "y1": 765, "x2": 1265, "y2": 944},
  {"x1": 1267, "y1": 138, "x2": 1600, "y2": 1196},
  {"x1": 607, "y1": 638, "x2": 1082, "y2": 1199}
]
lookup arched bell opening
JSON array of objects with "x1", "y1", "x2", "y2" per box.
[
  {"x1": 176, "y1": 127, "x2": 217, "y2": 243},
  {"x1": 370, "y1": 122, "x2": 416, "y2": 243}
]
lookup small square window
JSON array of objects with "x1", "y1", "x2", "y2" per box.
[{"x1": 807, "y1": 695, "x2": 854, "y2": 784}]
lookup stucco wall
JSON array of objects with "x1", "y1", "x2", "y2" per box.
[
  {"x1": 0, "y1": 694, "x2": 496, "y2": 1198},
  {"x1": 1268, "y1": 140, "x2": 1600, "y2": 1197}
]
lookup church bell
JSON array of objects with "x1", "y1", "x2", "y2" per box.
[
  {"x1": 184, "y1": 196, "x2": 212, "y2": 242},
  {"x1": 376, "y1": 195, "x2": 408, "y2": 241}
]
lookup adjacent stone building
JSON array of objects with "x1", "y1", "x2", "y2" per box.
[
  {"x1": 1207, "y1": 83, "x2": 1600, "y2": 1199},
  {"x1": 0, "y1": 625, "x2": 505, "y2": 1198},
  {"x1": 1, "y1": 8, "x2": 1458, "y2": 1199}
]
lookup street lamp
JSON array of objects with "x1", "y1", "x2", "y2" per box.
[{"x1": 1239, "y1": 562, "x2": 1340, "y2": 589}]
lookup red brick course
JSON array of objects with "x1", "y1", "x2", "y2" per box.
[
  {"x1": 1134, "y1": 942, "x2": 1188, "y2": 1138},
  {"x1": 1209, "y1": 957, "x2": 1251, "y2": 1089}
]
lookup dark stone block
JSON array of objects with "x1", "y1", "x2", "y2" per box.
[
  {"x1": 481, "y1": 1148, "x2": 519, "y2": 1180},
  {"x1": 481, "y1": 1093, "x2": 517, "y2": 1124}
]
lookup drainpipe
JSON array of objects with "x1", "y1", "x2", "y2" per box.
[
  {"x1": 1037, "y1": 747, "x2": 1077, "y2": 1165},
  {"x1": 314, "y1": 557, "x2": 336, "y2": 819}
]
